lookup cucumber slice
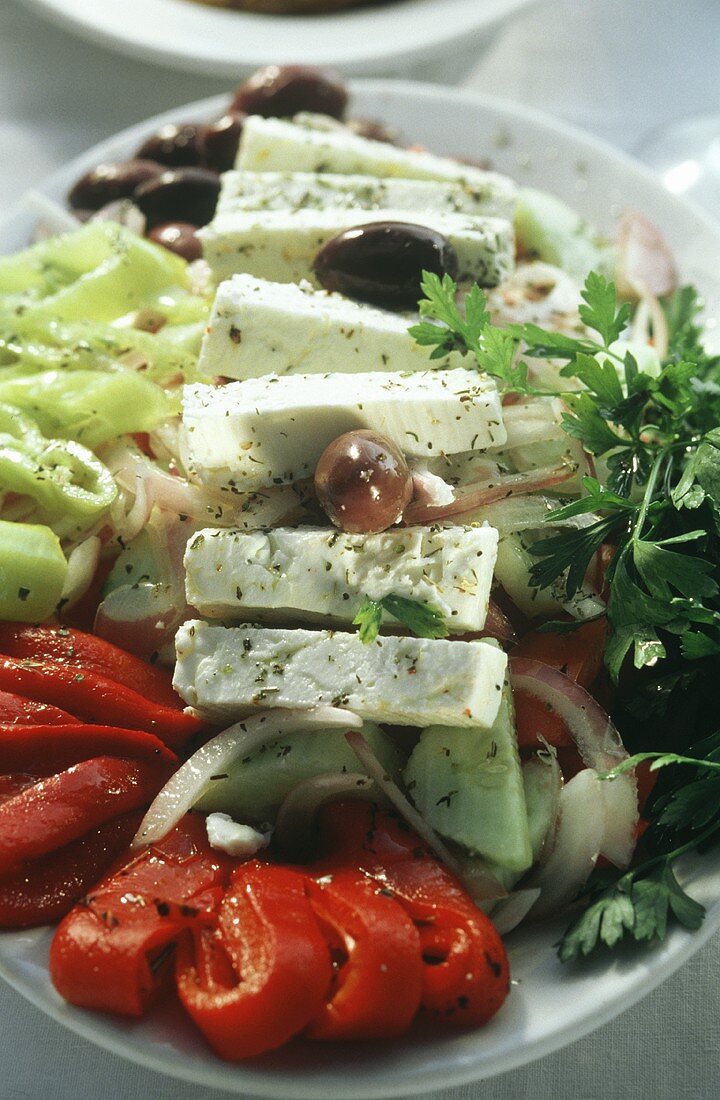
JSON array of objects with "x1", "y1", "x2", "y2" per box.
[
  {"x1": 195, "y1": 721, "x2": 402, "y2": 823},
  {"x1": 403, "y1": 687, "x2": 533, "y2": 873},
  {"x1": 494, "y1": 533, "x2": 560, "y2": 619},
  {"x1": 0, "y1": 519, "x2": 67, "y2": 621},
  {"x1": 515, "y1": 187, "x2": 613, "y2": 283},
  {"x1": 523, "y1": 753, "x2": 562, "y2": 863}
]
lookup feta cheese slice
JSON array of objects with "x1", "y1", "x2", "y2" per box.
[
  {"x1": 200, "y1": 208, "x2": 514, "y2": 287},
  {"x1": 174, "y1": 620, "x2": 508, "y2": 730},
  {"x1": 205, "y1": 813, "x2": 271, "y2": 857},
  {"x1": 181, "y1": 367, "x2": 507, "y2": 493},
  {"x1": 184, "y1": 524, "x2": 498, "y2": 633},
  {"x1": 217, "y1": 170, "x2": 516, "y2": 221},
  {"x1": 236, "y1": 115, "x2": 517, "y2": 202},
  {"x1": 198, "y1": 274, "x2": 468, "y2": 381}
]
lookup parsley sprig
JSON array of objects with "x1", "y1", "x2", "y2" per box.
[{"x1": 353, "y1": 594, "x2": 448, "y2": 645}]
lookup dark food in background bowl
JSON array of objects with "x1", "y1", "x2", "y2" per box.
[
  {"x1": 314, "y1": 222, "x2": 459, "y2": 311},
  {"x1": 134, "y1": 168, "x2": 221, "y2": 231},
  {"x1": 136, "y1": 124, "x2": 208, "y2": 168},
  {"x1": 203, "y1": 112, "x2": 247, "y2": 172},
  {"x1": 148, "y1": 222, "x2": 203, "y2": 262},
  {"x1": 231, "y1": 64, "x2": 348, "y2": 120},
  {"x1": 68, "y1": 160, "x2": 165, "y2": 211}
]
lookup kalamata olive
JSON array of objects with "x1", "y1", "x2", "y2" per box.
[
  {"x1": 314, "y1": 430, "x2": 413, "y2": 534},
  {"x1": 136, "y1": 123, "x2": 206, "y2": 168},
  {"x1": 347, "y1": 118, "x2": 400, "y2": 145},
  {"x1": 134, "y1": 168, "x2": 220, "y2": 230},
  {"x1": 203, "y1": 111, "x2": 246, "y2": 172},
  {"x1": 68, "y1": 159, "x2": 164, "y2": 211},
  {"x1": 314, "y1": 221, "x2": 458, "y2": 311},
  {"x1": 231, "y1": 64, "x2": 347, "y2": 120},
  {"x1": 148, "y1": 221, "x2": 202, "y2": 262}
]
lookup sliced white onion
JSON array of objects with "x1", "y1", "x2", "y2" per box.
[
  {"x1": 528, "y1": 768, "x2": 606, "y2": 917},
  {"x1": 59, "y1": 536, "x2": 102, "y2": 611},
  {"x1": 345, "y1": 730, "x2": 506, "y2": 901},
  {"x1": 500, "y1": 398, "x2": 565, "y2": 450},
  {"x1": 509, "y1": 658, "x2": 638, "y2": 869},
  {"x1": 403, "y1": 462, "x2": 577, "y2": 524},
  {"x1": 132, "y1": 707, "x2": 363, "y2": 849},
  {"x1": 615, "y1": 210, "x2": 678, "y2": 301},
  {"x1": 490, "y1": 888, "x2": 543, "y2": 934},
  {"x1": 274, "y1": 772, "x2": 378, "y2": 858},
  {"x1": 464, "y1": 493, "x2": 598, "y2": 536},
  {"x1": 94, "y1": 582, "x2": 186, "y2": 664},
  {"x1": 409, "y1": 467, "x2": 456, "y2": 508},
  {"x1": 103, "y1": 440, "x2": 224, "y2": 523}
]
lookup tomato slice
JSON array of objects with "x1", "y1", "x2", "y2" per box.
[
  {"x1": 0, "y1": 624, "x2": 182, "y2": 710},
  {"x1": 305, "y1": 868, "x2": 422, "y2": 1040},
  {"x1": 0, "y1": 724, "x2": 176, "y2": 774},
  {"x1": 0, "y1": 811, "x2": 141, "y2": 929},
  {"x1": 0, "y1": 755, "x2": 171, "y2": 874},
  {"x1": 50, "y1": 814, "x2": 230, "y2": 1017},
  {"x1": 176, "y1": 861, "x2": 332, "y2": 1060},
  {"x1": 315, "y1": 803, "x2": 510, "y2": 1029}
]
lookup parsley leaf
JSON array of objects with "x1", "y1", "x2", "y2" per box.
[
  {"x1": 353, "y1": 594, "x2": 448, "y2": 644},
  {"x1": 577, "y1": 272, "x2": 632, "y2": 346}
]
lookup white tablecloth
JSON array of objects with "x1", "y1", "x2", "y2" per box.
[{"x1": 2, "y1": 1, "x2": 720, "y2": 1096}]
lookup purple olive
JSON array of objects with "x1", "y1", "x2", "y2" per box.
[
  {"x1": 314, "y1": 430, "x2": 413, "y2": 534},
  {"x1": 148, "y1": 222, "x2": 202, "y2": 262},
  {"x1": 203, "y1": 111, "x2": 246, "y2": 172},
  {"x1": 314, "y1": 221, "x2": 458, "y2": 311},
  {"x1": 68, "y1": 160, "x2": 163, "y2": 212},
  {"x1": 136, "y1": 123, "x2": 207, "y2": 168},
  {"x1": 134, "y1": 168, "x2": 220, "y2": 230},
  {"x1": 231, "y1": 64, "x2": 347, "y2": 120}
]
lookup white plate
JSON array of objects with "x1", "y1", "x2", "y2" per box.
[
  {"x1": 16, "y1": 0, "x2": 538, "y2": 79},
  {"x1": 1, "y1": 81, "x2": 720, "y2": 1098}
]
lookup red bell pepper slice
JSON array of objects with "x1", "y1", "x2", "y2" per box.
[
  {"x1": 0, "y1": 811, "x2": 141, "y2": 929},
  {"x1": 176, "y1": 861, "x2": 333, "y2": 1060},
  {"x1": 0, "y1": 724, "x2": 176, "y2": 774},
  {"x1": 316, "y1": 803, "x2": 510, "y2": 1029},
  {"x1": 0, "y1": 755, "x2": 172, "y2": 874},
  {"x1": 0, "y1": 624, "x2": 182, "y2": 710},
  {"x1": 0, "y1": 658, "x2": 201, "y2": 749},
  {"x1": 50, "y1": 814, "x2": 231, "y2": 1017},
  {"x1": 305, "y1": 867, "x2": 423, "y2": 1041},
  {"x1": 0, "y1": 689, "x2": 75, "y2": 727}
]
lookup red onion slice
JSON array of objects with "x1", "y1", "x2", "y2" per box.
[
  {"x1": 403, "y1": 462, "x2": 577, "y2": 524},
  {"x1": 510, "y1": 657, "x2": 638, "y2": 869},
  {"x1": 133, "y1": 707, "x2": 363, "y2": 849},
  {"x1": 616, "y1": 210, "x2": 678, "y2": 301},
  {"x1": 274, "y1": 772, "x2": 378, "y2": 858}
]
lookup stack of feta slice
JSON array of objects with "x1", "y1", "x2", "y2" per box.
[{"x1": 200, "y1": 113, "x2": 517, "y2": 287}]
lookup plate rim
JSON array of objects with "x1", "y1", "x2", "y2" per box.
[
  {"x1": 1, "y1": 77, "x2": 720, "y2": 1097},
  {"x1": 14, "y1": 0, "x2": 539, "y2": 77}
]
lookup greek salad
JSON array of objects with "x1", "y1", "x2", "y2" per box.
[{"x1": 0, "y1": 63, "x2": 719, "y2": 1061}]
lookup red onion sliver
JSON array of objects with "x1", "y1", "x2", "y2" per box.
[
  {"x1": 345, "y1": 730, "x2": 506, "y2": 901},
  {"x1": 403, "y1": 463, "x2": 577, "y2": 524}
]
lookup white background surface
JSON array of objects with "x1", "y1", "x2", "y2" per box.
[{"x1": 1, "y1": 0, "x2": 720, "y2": 1096}]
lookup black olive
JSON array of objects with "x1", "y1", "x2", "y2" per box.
[
  {"x1": 134, "y1": 168, "x2": 220, "y2": 230},
  {"x1": 68, "y1": 160, "x2": 164, "y2": 212},
  {"x1": 136, "y1": 123, "x2": 207, "y2": 168},
  {"x1": 313, "y1": 221, "x2": 458, "y2": 311},
  {"x1": 231, "y1": 64, "x2": 347, "y2": 120},
  {"x1": 148, "y1": 222, "x2": 202, "y2": 262},
  {"x1": 347, "y1": 118, "x2": 400, "y2": 145},
  {"x1": 203, "y1": 111, "x2": 246, "y2": 172},
  {"x1": 314, "y1": 430, "x2": 413, "y2": 534}
]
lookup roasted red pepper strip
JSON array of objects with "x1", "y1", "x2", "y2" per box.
[
  {"x1": 0, "y1": 755, "x2": 172, "y2": 874},
  {"x1": 0, "y1": 689, "x2": 75, "y2": 727},
  {"x1": 0, "y1": 811, "x2": 142, "y2": 929},
  {"x1": 0, "y1": 624, "x2": 182, "y2": 710},
  {"x1": 316, "y1": 803, "x2": 510, "y2": 1029},
  {"x1": 0, "y1": 658, "x2": 201, "y2": 748},
  {"x1": 305, "y1": 867, "x2": 423, "y2": 1040},
  {"x1": 50, "y1": 814, "x2": 231, "y2": 1017},
  {"x1": 176, "y1": 861, "x2": 333, "y2": 1060},
  {"x1": 0, "y1": 724, "x2": 176, "y2": 774}
]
